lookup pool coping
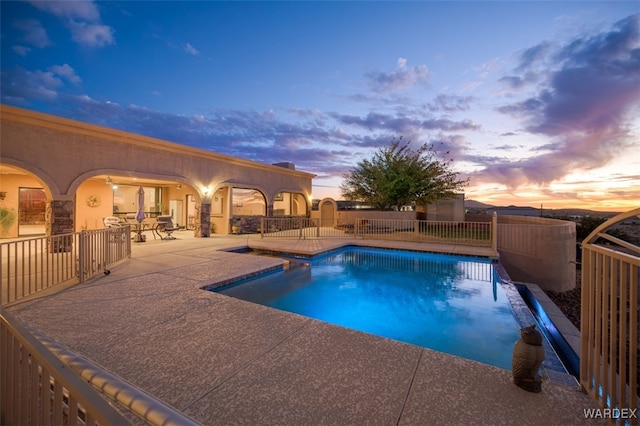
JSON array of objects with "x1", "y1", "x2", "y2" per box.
[
  {"x1": 248, "y1": 237, "x2": 500, "y2": 259},
  {"x1": 515, "y1": 281, "x2": 581, "y2": 376},
  {"x1": 516, "y1": 281, "x2": 581, "y2": 357}
]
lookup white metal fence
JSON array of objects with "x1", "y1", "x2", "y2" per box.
[
  {"x1": 261, "y1": 216, "x2": 497, "y2": 248},
  {"x1": 580, "y1": 208, "x2": 639, "y2": 424},
  {"x1": 1, "y1": 227, "x2": 131, "y2": 306},
  {"x1": 336, "y1": 248, "x2": 494, "y2": 282}
]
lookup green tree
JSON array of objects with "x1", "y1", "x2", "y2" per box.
[
  {"x1": 576, "y1": 216, "x2": 629, "y2": 242},
  {"x1": 340, "y1": 137, "x2": 468, "y2": 210}
]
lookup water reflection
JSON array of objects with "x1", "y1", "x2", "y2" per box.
[{"x1": 217, "y1": 247, "x2": 520, "y2": 369}]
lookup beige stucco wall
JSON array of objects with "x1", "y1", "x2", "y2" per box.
[
  {"x1": 209, "y1": 187, "x2": 229, "y2": 234},
  {"x1": 310, "y1": 206, "x2": 416, "y2": 226},
  {"x1": 497, "y1": 215, "x2": 576, "y2": 292},
  {"x1": 0, "y1": 105, "x2": 314, "y2": 201},
  {"x1": 0, "y1": 105, "x2": 315, "y2": 237},
  {"x1": 420, "y1": 194, "x2": 465, "y2": 221},
  {"x1": 76, "y1": 180, "x2": 114, "y2": 230}
]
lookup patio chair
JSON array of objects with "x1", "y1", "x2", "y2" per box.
[
  {"x1": 103, "y1": 216, "x2": 124, "y2": 228},
  {"x1": 156, "y1": 215, "x2": 177, "y2": 240},
  {"x1": 125, "y1": 213, "x2": 139, "y2": 224}
]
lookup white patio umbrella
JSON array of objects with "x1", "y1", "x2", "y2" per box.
[{"x1": 136, "y1": 186, "x2": 146, "y2": 223}]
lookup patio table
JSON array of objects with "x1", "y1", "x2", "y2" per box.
[{"x1": 130, "y1": 222, "x2": 159, "y2": 242}]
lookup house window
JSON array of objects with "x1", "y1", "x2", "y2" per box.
[{"x1": 19, "y1": 187, "x2": 46, "y2": 236}]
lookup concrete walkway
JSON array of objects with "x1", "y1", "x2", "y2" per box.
[{"x1": 7, "y1": 231, "x2": 600, "y2": 425}]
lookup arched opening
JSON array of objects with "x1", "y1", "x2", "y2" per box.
[
  {"x1": 232, "y1": 188, "x2": 266, "y2": 216},
  {"x1": 273, "y1": 192, "x2": 308, "y2": 217},
  {"x1": 320, "y1": 198, "x2": 337, "y2": 226},
  {"x1": 229, "y1": 187, "x2": 266, "y2": 234},
  {"x1": 76, "y1": 175, "x2": 200, "y2": 231}
]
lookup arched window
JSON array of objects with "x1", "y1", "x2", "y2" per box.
[
  {"x1": 273, "y1": 192, "x2": 308, "y2": 216},
  {"x1": 231, "y1": 188, "x2": 266, "y2": 216}
]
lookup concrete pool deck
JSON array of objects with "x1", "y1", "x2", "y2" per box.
[{"x1": 6, "y1": 230, "x2": 601, "y2": 425}]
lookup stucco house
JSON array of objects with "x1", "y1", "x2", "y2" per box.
[{"x1": 0, "y1": 105, "x2": 315, "y2": 238}]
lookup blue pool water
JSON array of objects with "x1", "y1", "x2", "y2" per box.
[{"x1": 215, "y1": 247, "x2": 523, "y2": 370}]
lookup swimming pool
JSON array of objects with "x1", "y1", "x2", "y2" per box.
[{"x1": 214, "y1": 246, "x2": 535, "y2": 369}]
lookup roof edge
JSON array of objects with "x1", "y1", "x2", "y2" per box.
[{"x1": 0, "y1": 104, "x2": 316, "y2": 179}]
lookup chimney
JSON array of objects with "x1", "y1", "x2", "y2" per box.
[{"x1": 272, "y1": 162, "x2": 296, "y2": 170}]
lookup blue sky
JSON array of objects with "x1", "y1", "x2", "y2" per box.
[{"x1": 2, "y1": 1, "x2": 639, "y2": 211}]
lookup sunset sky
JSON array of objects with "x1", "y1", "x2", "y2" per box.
[{"x1": 1, "y1": 1, "x2": 638, "y2": 211}]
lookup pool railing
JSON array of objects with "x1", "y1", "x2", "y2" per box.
[
  {"x1": 580, "y1": 208, "x2": 639, "y2": 424},
  {"x1": 260, "y1": 215, "x2": 497, "y2": 249},
  {"x1": 1, "y1": 227, "x2": 131, "y2": 306}
]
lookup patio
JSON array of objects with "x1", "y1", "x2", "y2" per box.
[{"x1": 5, "y1": 230, "x2": 600, "y2": 425}]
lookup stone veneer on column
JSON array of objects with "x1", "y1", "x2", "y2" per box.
[
  {"x1": 46, "y1": 200, "x2": 74, "y2": 252},
  {"x1": 199, "y1": 203, "x2": 211, "y2": 238},
  {"x1": 47, "y1": 200, "x2": 74, "y2": 235}
]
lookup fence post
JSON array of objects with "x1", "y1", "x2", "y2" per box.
[
  {"x1": 126, "y1": 225, "x2": 132, "y2": 255},
  {"x1": 78, "y1": 231, "x2": 86, "y2": 284},
  {"x1": 104, "y1": 230, "x2": 112, "y2": 270},
  {"x1": 0, "y1": 243, "x2": 4, "y2": 306},
  {"x1": 298, "y1": 217, "x2": 303, "y2": 239},
  {"x1": 491, "y1": 212, "x2": 498, "y2": 252},
  {"x1": 260, "y1": 218, "x2": 264, "y2": 239}
]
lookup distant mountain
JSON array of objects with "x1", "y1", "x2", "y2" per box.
[
  {"x1": 465, "y1": 199, "x2": 620, "y2": 218},
  {"x1": 464, "y1": 200, "x2": 494, "y2": 209},
  {"x1": 551, "y1": 208, "x2": 620, "y2": 218}
]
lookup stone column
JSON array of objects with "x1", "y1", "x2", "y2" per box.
[
  {"x1": 267, "y1": 203, "x2": 274, "y2": 217},
  {"x1": 198, "y1": 202, "x2": 211, "y2": 237},
  {"x1": 46, "y1": 199, "x2": 74, "y2": 252}
]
